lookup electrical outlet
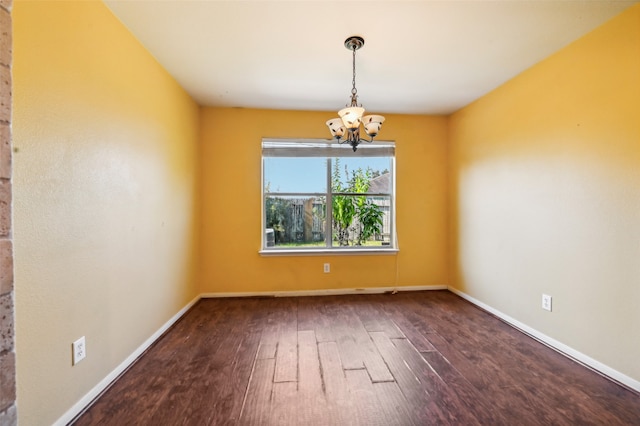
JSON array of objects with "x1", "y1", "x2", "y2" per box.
[
  {"x1": 323, "y1": 263, "x2": 330, "y2": 273},
  {"x1": 542, "y1": 294, "x2": 552, "y2": 312},
  {"x1": 73, "y1": 336, "x2": 86, "y2": 365}
]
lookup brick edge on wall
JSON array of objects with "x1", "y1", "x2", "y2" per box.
[{"x1": 0, "y1": 0, "x2": 16, "y2": 423}]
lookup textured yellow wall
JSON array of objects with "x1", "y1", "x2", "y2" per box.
[
  {"x1": 13, "y1": 1, "x2": 200, "y2": 424},
  {"x1": 449, "y1": 5, "x2": 640, "y2": 382},
  {"x1": 199, "y1": 108, "x2": 448, "y2": 293}
]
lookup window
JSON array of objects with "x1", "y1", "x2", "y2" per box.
[{"x1": 262, "y1": 139, "x2": 396, "y2": 253}]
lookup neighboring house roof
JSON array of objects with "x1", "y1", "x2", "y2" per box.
[{"x1": 368, "y1": 173, "x2": 390, "y2": 194}]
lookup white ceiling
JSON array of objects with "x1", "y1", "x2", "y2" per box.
[{"x1": 104, "y1": 1, "x2": 638, "y2": 115}]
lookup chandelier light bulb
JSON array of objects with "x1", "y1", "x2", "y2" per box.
[
  {"x1": 362, "y1": 115, "x2": 385, "y2": 137},
  {"x1": 326, "y1": 118, "x2": 346, "y2": 139},
  {"x1": 339, "y1": 107, "x2": 365, "y2": 129}
]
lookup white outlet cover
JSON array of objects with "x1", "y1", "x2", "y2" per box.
[
  {"x1": 542, "y1": 294, "x2": 552, "y2": 312},
  {"x1": 323, "y1": 263, "x2": 330, "y2": 273},
  {"x1": 73, "y1": 336, "x2": 86, "y2": 365}
]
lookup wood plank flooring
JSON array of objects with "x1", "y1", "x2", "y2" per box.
[{"x1": 73, "y1": 291, "x2": 640, "y2": 425}]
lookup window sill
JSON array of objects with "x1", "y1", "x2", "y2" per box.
[{"x1": 259, "y1": 248, "x2": 399, "y2": 257}]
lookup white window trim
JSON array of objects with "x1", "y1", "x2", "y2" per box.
[{"x1": 261, "y1": 138, "x2": 397, "y2": 255}]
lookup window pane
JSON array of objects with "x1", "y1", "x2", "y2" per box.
[
  {"x1": 332, "y1": 195, "x2": 391, "y2": 247},
  {"x1": 331, "y1": 157, "x2": 392, "y2": 193},
  {"x1": 265, "y1": 196, "x2": 326, "y2": 247},
  {"x1": 264, "y1": 157, "x2": 327, "y2": 193}
]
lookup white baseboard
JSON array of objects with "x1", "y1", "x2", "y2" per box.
[
  {"x1": 448, "y1": 286, "x2": 640, "y2": 394},
  {"x1": 54, "y1": 295, "x2": 201, "y2": 426},
  {"x1": 201, "y1": 284, "x2": 447, "y2": 299}
]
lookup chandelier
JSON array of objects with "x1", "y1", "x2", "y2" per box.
[{"x1": 326, "y1": 36, "x2": 385, "y2": 152}]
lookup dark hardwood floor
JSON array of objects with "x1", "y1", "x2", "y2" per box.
[{"x1": 73, "y1": 291, "x2": 640, "y2": 425}]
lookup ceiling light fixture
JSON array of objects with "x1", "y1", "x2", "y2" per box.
[{"x1": 326, "y1": 36, "x2": 385, "y2": 152}]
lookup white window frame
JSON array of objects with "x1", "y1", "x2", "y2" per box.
[{"x1": 260, "y1": 138, "x2": 397, "y2": 256}]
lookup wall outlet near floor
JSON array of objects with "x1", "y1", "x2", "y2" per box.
[
  {"x1": 323, "y1": 263, "x2": 330, "y2": 273},
  {"x1": 542, "y1": 294, "x2": 552, "y2": 312},
  {"x1": 72, "y1": 336, "x2": 86, "y2": 365}
]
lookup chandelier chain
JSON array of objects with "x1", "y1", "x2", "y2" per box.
[{"x1": 350, "y1": 46, "x2": 358, "y2": 106}]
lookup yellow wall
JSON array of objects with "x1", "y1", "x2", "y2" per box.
[
  {"x1": 200, "y1": 108, "x2": 448, "y2": 293},
  {"x1": 449, "y1": 4, "x2": 640, "y2": 382},
  {"x1": 13, "y1": 1, "x2": 200, "y2": 424}
]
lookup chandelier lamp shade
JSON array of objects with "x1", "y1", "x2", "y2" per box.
[{"x1": 326, "y1": 36, "x2": 385, "y2": 152}]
